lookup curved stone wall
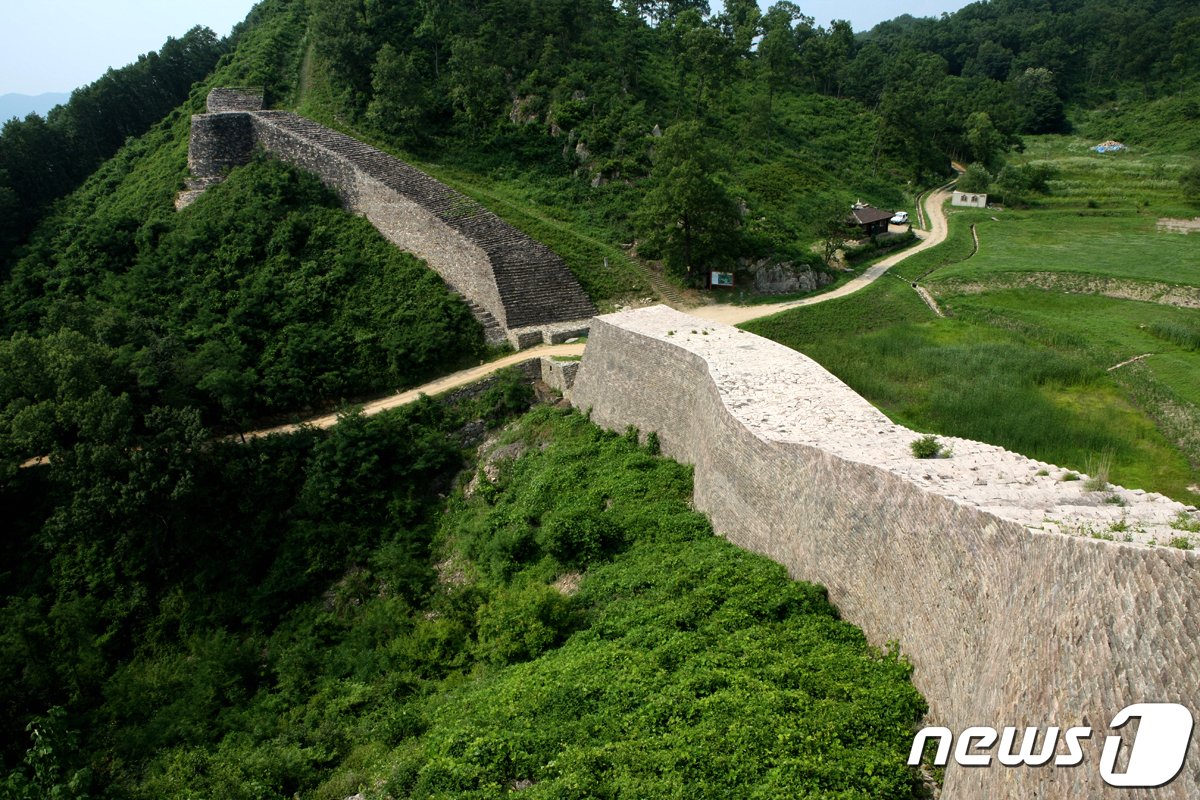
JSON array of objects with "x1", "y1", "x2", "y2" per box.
[
  {"x1": 184, "y1": 90, "x2": 595, "y2": 347},
  {"x1": 571, "y1": 305, "x2": 1200, "y2": 799}
]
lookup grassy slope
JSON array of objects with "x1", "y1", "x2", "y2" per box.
[
  {"x1": 292, "y1": 42, "x2": 649, "y2": 309},
  {"x1": 745, "y1": 109, "x2": 1200, "y2": 504}
]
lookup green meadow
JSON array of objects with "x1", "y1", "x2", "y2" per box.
[
  {"x1": 928, "y1": 211, "x2": 1200, "y2": 287},
  {"x1": 745, "y1": 133, "x2": 1200, "y2": 503}
]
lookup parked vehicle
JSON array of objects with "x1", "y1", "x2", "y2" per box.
[{"x1": 890, "y1": 211, "x2": 909, "y2": 225}]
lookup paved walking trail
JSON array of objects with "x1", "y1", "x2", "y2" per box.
[{"x1": 238, "y1": 185, "x2": 954, "y2": 437}]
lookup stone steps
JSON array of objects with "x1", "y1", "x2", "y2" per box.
[{"x1": 466, "y1": 301, "x2": 507, "y2": 345}]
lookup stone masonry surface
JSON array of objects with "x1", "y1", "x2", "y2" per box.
[
  {"x1": 206, "y1": 87, "x2": 264, "y2": 113},
  {"x1": 571, "y1": 305, "x2": 1200, "y2": 799},
  {"x1": 185, "y1": 90, "x2": 595, "y2": 347}
]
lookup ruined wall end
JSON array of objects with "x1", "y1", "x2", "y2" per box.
[
  {"x1": 187, "y1": 113, "x2": 255, "y2": 182},
  {"x1": 571, "y1": 308, "x2": 1200, "y2": 799}
]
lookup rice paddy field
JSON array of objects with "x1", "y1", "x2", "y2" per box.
[{"x1": 745, "y1": 133, "x2": 1200, "y2": 504}]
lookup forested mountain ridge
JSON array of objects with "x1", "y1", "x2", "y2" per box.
[
  {"x1": 2, "y1": 0, "x2": 1200, "y2": 797},
  {"x1": 6, "y1": 0, "x2": 1198, "y2": 292},
  {"x1": 0, "y1": 27, "x2": 226, "y2": 258}
]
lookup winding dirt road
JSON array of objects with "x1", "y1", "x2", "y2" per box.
[
  {"x1": 236, "y1": 184, "x2": 955, "y2": 437},
  {"x1": 691, "y1": 183, "x2": 954, "y2": 325},
  {"x1": 242, "y1": 341, "x2": 587, "y2": 439}
]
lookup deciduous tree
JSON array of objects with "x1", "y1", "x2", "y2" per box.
[{"x1": 635, "y1": 122, "x2": 740, "y2": 279}]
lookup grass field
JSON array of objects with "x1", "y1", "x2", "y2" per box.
[
  {"x1": 926, "y1": 211, "x2": 1200, "y2": 287},
  {"x1": 947, "y1": 290, "x2": 1200, "y2": 361},
  {"x1": 745, "y1": 129, "x2": 1200, "y2": 506},
  {"x1": 890, "y1": 206, "x2": 991, "y2": 283},
  {"x1": 921, "y1": 135, "x2": 1199, "y2": 291},
  {"x1": 744, "y1": 279, "x2": 1200, "y2": 501}
]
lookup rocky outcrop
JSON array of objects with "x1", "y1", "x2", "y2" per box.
[{"x1": 743, "y1": 259, "x2": 835, "y2": 295}]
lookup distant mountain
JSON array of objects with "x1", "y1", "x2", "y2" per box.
[{"x1": 0, "y1": 92, "x2": 71, "y2": 121}]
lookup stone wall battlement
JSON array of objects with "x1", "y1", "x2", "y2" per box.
[
  {"x1": 184, "y1": 91, "x2": 595, "y2": 347},
  {"x1": 571, "y1": 305, "x2": 1200, "y2": 799},
  {"x1": 206, "y1": 88, "x2": 264, "y2": 113}
]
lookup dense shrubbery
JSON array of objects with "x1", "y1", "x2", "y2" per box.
[
  {"x1": 957, "y1": 163, "x2": 992, "y2": 194},
  {"x1": 0, "y1": 403, "x2": 927, "y2": 798},
  {"x1": 0, "y1": 156, "x2": 484, "y2": 432},
  {"x1": 1182, "y1": 163, "x2": 1200, "y2": 204},
  {"x1": 0, "y1": 372, "x2": 534, "y2": 794},
  {"x1": 993, "y1": 162, "x2": 1058, "y2": 206}
]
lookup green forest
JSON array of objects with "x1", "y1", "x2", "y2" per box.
[
  {"x1": 2, "y1": 0, "x2": 1200, "y2": 796},
  {"x1": 3, "y1": 402, "x2": 929, "y2": 798}
]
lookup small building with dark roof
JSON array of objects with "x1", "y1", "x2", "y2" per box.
[{"x1": 849, "y1": 202, "x2": 894, "y2": 238}]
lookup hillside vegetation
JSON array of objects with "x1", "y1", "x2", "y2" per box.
[
  {"x1": 0, "y1": 27, "x2": 226, "y2": 261},
  {"x1": 0, "y1": 0, "x2": 488, "y2": 444},
  {"x1": 1, "y1": 398, "x2": 927, "y2": 799},
  {"x1": 4, "y1": 0, "x2": 1200, "y2": 795}
]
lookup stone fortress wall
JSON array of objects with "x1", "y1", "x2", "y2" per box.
[
  {"x1": 570, "y1": 306, "x2": 1200, "y2": 799},
  {"x1": 186, "y1": 87, "x2": 1200, "y2": 796},
  {"x1": 185, "y1": 89, "x2": 595, "y2": 348}
]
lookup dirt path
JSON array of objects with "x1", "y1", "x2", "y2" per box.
[
  {"x1": 689, "y1": 184, "x2": 954, "y2": 326},
  {"x1": 241, "y1": 342, "x2": 585, "y2": 440},
  {"x1": 236, "y1": 184, "x2": 956, "y2": 439}
]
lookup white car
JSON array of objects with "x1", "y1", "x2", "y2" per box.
[{"x1": 890, "y1": 211, "x2": 909, "y2": 225}]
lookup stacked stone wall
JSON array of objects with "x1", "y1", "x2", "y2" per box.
[
  {"x1": 187, "y1": 113, "x2": 256, "y2": 183},
  {"x1": 206, "y1": 88, "x2": 264, "y2": 113},
  {"x1": 183, "y1": 91, "x2": 595, "y2": 347},
  {"x1": 246, "y1": 112, "x2": 508, "y2": 342},
  {"x1": 571, "y1": 306, "x2": 1200, "y2": 799}
]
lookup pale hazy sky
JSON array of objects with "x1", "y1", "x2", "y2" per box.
[
  {"x1": 0, "y1": 0, "x2": 257, "y2": 95},
  {"x1": 0, "y1": 0, "x2": 979, "y2": 96}
]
